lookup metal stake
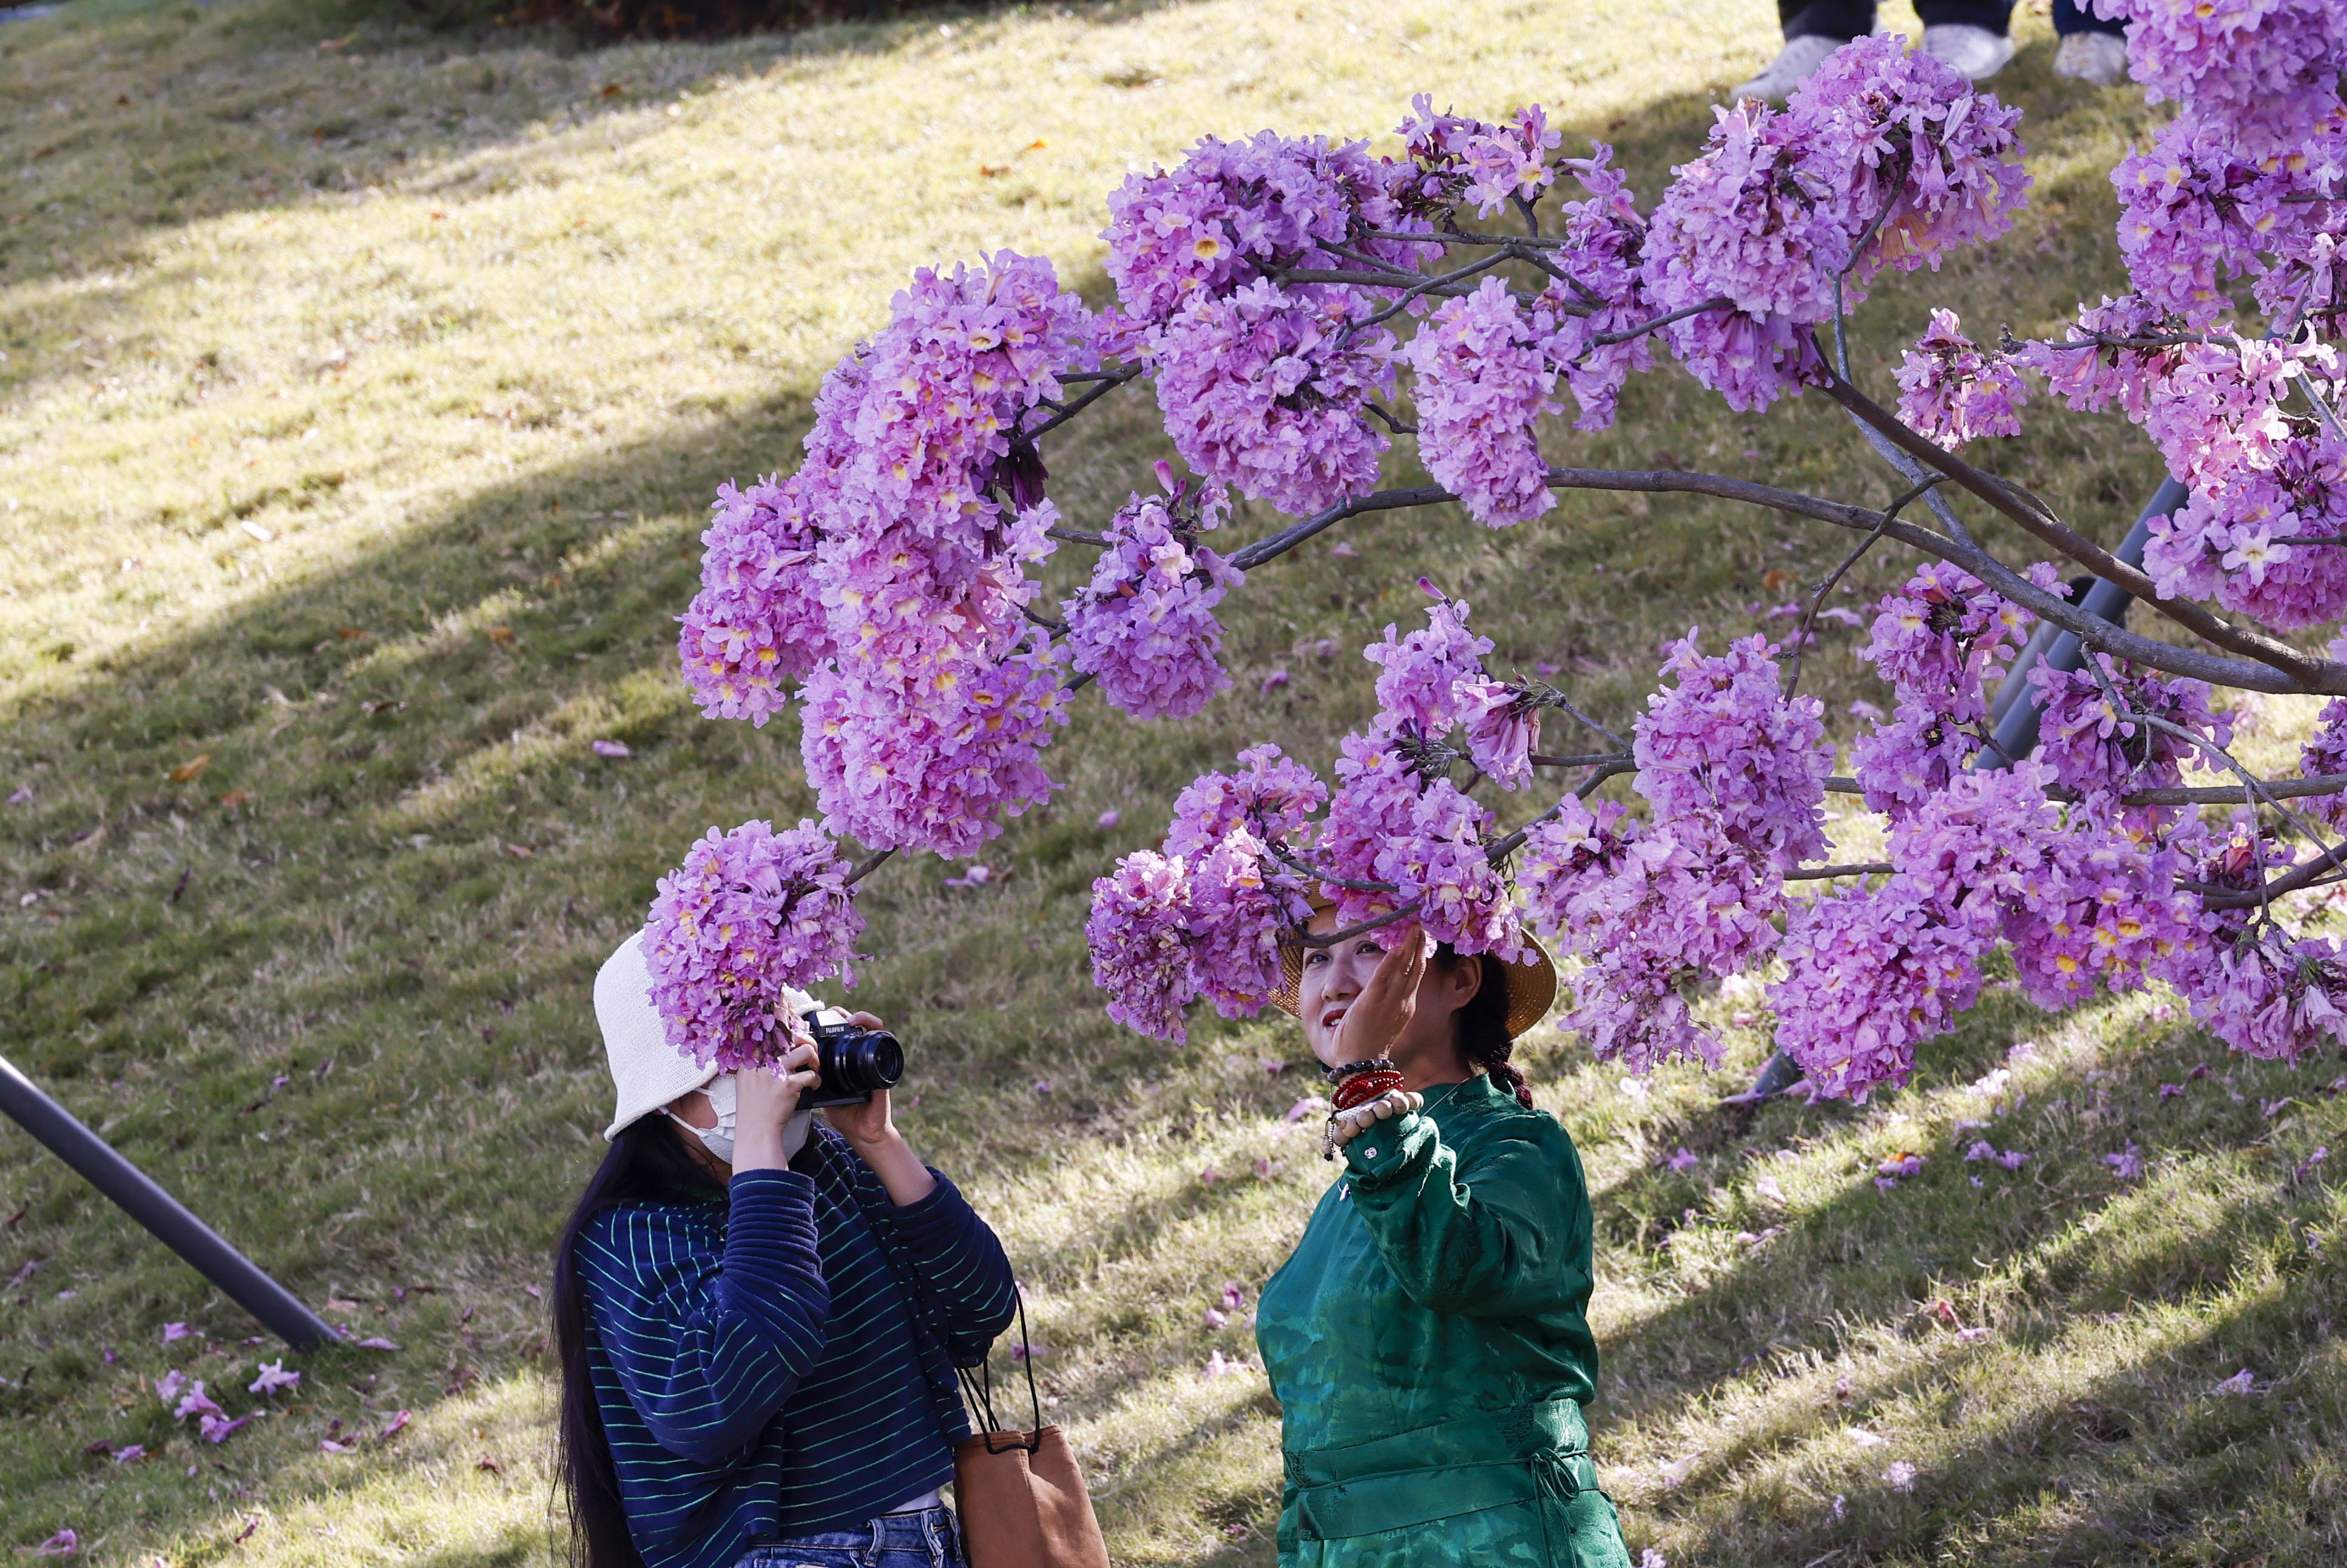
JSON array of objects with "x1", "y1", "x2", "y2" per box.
[{"x1": 0, "y1": 1051, "x2": 342, "y2": 1351}]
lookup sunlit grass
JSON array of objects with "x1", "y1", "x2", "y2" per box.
[{"x1": 6, "y1": 0, "x2": 2346, "y2": 1563}]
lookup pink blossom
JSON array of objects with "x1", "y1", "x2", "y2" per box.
[
  {"x1": 1403, "y1": 278, "x2": 1560, "y2": 526},
  {"x1": 248, "y1": 1360, "x2": 300, "y2": 1397},
  {"x1": 1894, "y1": 310, "x2": 2029, "y2": 448},
  {"x1": 643, "y1": 819, "x2": 866, "y2": 1070},
  {"x1": 678, "y1": 475, "x2": 832, "y2": 725},
  {"x1": 1148, "y1": 279, "x2": 1396, "y2": 518},
  {"x1": 1085, "y1": 851, "x2": 1199, "y2": 1043},
  {"x1": 1633, "y1": 632, "x2": 1832, "y2": 870},
  {"x1": 1063, "y1": 482, "x2": 1241, "y2": 721}
]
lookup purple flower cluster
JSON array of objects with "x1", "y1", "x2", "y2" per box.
[
  {"x1": 1539, "y1": 148, "x2": 1659, "y2": 432},
  {"x1": 2143, "y1": 416, "x2": 2347, "y2": 633},
  {"x1": 2025, "y1": 654, "x2": 2231, "y2": 805},
  {"x1": 1064, "y1": 479, "x2": 1242, "y2": 721},
  {"x1": 1396, "y1": 96, "x2": 1562, "y2": 218},
  {"x1": 1641, "y1": 103, "x2": 1840, "y2": 411},
  {"x1": 643, "y1": 820, "x2": 865, "y2": 1070},
  {"x1": 1086, "y1": 745, "x2": 1332, "y2": 1039},
  {"x1": 1788, "y1": 35, "x2": 2031, "y2": 280},
  {"x1": 2089, "y1": 0, "x2": 2347, "y2": 159},
  {"x1": 1086, "y1": 851, "x2": 1200, "y2": 1041},
  {"x1": 1519, "y1": 797, "x2": 1783, "y2": 1073},
  {"x1": 2298, "y1": 647, "x2": 2347, "y2": 830},
  {"x1": 1632, "y1": 632, "x2": 1833, "y2": 870},
  {"x1": 1894, "y1": 309, "x2": 2030, "y2": 448},
  {"x1": 1362, "y1": 595, "x2": 1541, "y2": 788},
  {"x1": 2171, "y1": 927, "x2": 2347, "y2": 1062},
  {"x1": 1772, "y1": 882, "x2": 1986, "y2": 1100},
  {"x1": 1849, "y1": 561, "x2": 2045, "y2": 819},
  {"x1": 1102, "y1": 130, "x2": 1434, "y2": 325},
  {"x1": 1166, "y1": 743, "x2": 1330, "y2": 860},
  {"x1": 1403, "y1": 279, "x2": 1561, "y2": 525},
  {"x1": 1641, "y1": 39, "x2": 2028, "y2": 411},
  {"x1": 678, "y1": 476, "x2": 832, "y2": 726},
  {"x1": 2010, "y1": 294, "x2": 2181, "y2": 421},
  {"x1": 799, "y1": 637, "x2": 1070, "y2": 860},
  {"x1": 1149, "y1": 280, "x2": 1396, "y2": 517},
  {"x1": 780, "y1": 252, "x2": 1096, "y2": 853}
]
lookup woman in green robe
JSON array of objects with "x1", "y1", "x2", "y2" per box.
[{"x1": 1254, "y1": 908, "x2": 1632, "y2": 1568}]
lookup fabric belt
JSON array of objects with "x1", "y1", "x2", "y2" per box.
[{"x1": 1283, "y1": 1398, "x2": 1601, "y2": 1541}]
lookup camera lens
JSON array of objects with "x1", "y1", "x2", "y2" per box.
[{"x1": 819, "y1": 1027, "x2": 903, "y2": 1095}]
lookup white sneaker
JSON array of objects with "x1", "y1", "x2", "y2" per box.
[
  {"x1": 2053, "y1": 30, "x2": 2130, "y2": 85},
  {"x1": 1729, "y1": 33, "x2": 1845, "y2": 104},
  {"x1": 1920, "y1": 23, "x2": 2016, "y2": 81}
]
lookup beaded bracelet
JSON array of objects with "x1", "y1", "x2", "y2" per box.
[
  {"x1": 1322, "y1": 1056, "x2": 1399, "y2": 1086},
  {"x1": 1331, "y1": 1069, "x2": 1406, "y2": 1110},
  {"x1": 1320, "y1": 1088, "x2": 1419, "y2": 1161}
]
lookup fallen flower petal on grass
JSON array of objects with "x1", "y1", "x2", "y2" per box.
[
  {"x1": 2212, "y1": 1368, "x2": 2257, "y2": 1395},
  {"x1": 318, "y1": 1438, "x2": 354, "y2": 1455},
  {"x1": 109, "y1": 1445, "x2": 147, "y2": 1465},
  {"x1": 198, "y1": 1413, "x2": 251, "y2": 1444},
  {"x1": 351, "y1": 1336, "x2": 400, "y2": 1351},
  {"x1": 590, "y1": 739, "x2": 632, "y2": 758},
  {"x1": 29, "y1": 1529, "x2": 78, "y2": 1556},
  {"x1": 248, "y1": 1360, "x2": 299, "y2": 1396},
  {"x1": 379, "y1": 1409, "x2": 413, "y2": 1441},
  {"x1": 1665, "y1": 1147, "x2": 1698, "y2": 1172},
  {"x1": 2105, "y1": 1142, "x2": 2144, "y2": 1180},
  {"x1": 1884, "y1": 1461, "x2": 1917, "y2": 1492},
  {"x1": 1282, "y1": 1097, "x2": 1326, "y2": 1123},
  {"x1": 153, "y1": 1370, "x2": 185, "y2": 1404},
  {"x1": 160, "y1": 1323, "x2": 191, "y2": 1344}
]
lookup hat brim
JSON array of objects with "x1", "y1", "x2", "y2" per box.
[{"x1": 1272, "y1": 907, "x2": 1557, "y2": 1041}]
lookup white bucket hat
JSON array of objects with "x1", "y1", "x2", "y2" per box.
[{"x1": 596, "y1": 931, "x2": 718, "y2": 1141}]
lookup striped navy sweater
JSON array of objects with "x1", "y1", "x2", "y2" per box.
[{"x1": 575, "y1": 1125, "x2": 1017, "y2": 1568}]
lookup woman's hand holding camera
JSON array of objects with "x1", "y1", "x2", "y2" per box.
[{"x1": 733, "y1": 1016, "x2": 823, "y2": 1174}]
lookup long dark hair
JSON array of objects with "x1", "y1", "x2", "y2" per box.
[
  {"x1": 1430, "y1": 944, "x2": 1533, "y2": 1108},
  {"x1": 550, "y1": 1118, "x2": 726, "y2": 1568}
]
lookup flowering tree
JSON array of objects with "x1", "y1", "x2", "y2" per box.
[{"x1": 649, "y1": 4, "x2": 2347, "y2": 1101}]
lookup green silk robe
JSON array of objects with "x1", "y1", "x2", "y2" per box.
[{"x1": 1255, "y1": 1073, "x2": 1630, "y2": 1568}]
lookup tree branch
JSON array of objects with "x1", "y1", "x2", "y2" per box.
[
  {"x1": 1813, "y1": 357, "x2": 2331, "y2": 686},
  {"x1": 1227, "y1": 485, "x2": 1456, "y2": 571}
]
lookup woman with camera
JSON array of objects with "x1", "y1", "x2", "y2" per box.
[
  {"x1": 552, "y1": 933, "x2": 1017, "y2": 1568},
  {"x1": 1254, "y1": 905, "x2": 1631, "y2": 1568}
]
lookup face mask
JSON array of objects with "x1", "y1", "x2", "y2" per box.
[
  {"x1": 670, "y1": 1073, "x2": 738, "y2": 1164},
  {"x1": 669, "y1": 1076, "x2": 817, "y2": 1166}
]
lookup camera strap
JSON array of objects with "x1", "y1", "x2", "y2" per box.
[{"x1": 826, "y1": 1127, "x2": 1037, "y2": 1450}]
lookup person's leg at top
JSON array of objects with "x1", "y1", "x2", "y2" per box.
[
  {"x1": 2052, "y1": 0, "x2": 2130, "y2": 85},
  {"x1": 1732, "y1": 0, "x2": 2028, "y2": 104}
]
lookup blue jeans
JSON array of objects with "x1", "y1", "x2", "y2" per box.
[
  {"x1": 1780, "y1": 0, "x2": 2124, "y2": 38},
  {"x1": 737, "y1": 1507, "x2": 967, "y2": 1568}
]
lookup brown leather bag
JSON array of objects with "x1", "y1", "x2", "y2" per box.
[{"x1": 950, "y1": 1300, "x2": 1109, "y2": 1568}]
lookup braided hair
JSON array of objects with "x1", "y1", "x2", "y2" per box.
[{"x1": 1431, "y1": 944, "x2": 1533, "y2": 1109}]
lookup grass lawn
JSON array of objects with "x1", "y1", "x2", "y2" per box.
[{"x1": 3, "y1": 0, "x2": 2345, "y2": 1563}]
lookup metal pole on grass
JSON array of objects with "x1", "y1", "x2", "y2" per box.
[
  {"x1": 0, "y1": 1050, "x2": 342, "y2": 1351},
  {"x1": 1735, "y1": 476, "x2": 2191, "y2": 1105}
]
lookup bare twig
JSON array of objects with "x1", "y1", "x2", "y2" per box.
[
  {"x1": 1227, "y1": 485, "x2": 1456, "y2": 571},
  {"x1": 1021, "y1": 363, "x2": 1144, "y2": 441},
  {"x1": 1785, "y1": 862, "x2": 1895, "y2": 880},
  {"x1": 1781, "y1": 475, "x2": 1946, "y2": 699},
  {"x1": 844, "y1": 848, "x2": 896, "y2": 888}
]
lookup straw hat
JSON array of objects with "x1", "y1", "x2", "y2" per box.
[{"x1": 1271, "y1": 898, "x2": 1558, "y2": 1040}]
